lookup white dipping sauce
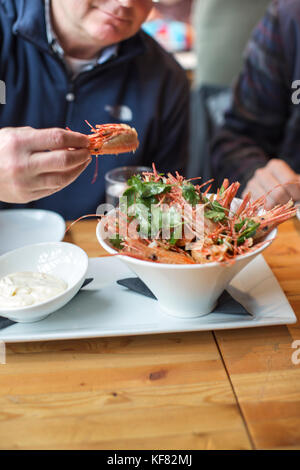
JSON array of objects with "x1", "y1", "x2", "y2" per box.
[{"x1": 0, "y1": 272, "x2": 68, "y2": 308}]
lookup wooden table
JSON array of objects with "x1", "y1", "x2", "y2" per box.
[{"x1": 1, "y1": 217, "x2": 300, "y2": 450}]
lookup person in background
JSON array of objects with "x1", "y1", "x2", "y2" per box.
[
  {"x1": 211, "y1": 0, "x2": 300, "y2": 209},
  {"x1": 0, "y1": 0, "x2": 189, "y2": 219},
  {"x1": 192, "y1": 0, "x2": 270, "y2": 87}
]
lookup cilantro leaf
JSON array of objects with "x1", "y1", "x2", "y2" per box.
[
  {"x1": 122, "y1": 187, "x2": 136, "y2": 207},
  {"x1": 140, "y1": 182, "x2": 171, "y2": 198},
  {"x1": 123, "y1": 176, "x2": 171, "y2": 205},
  {"x1": 219, "y1": 184, "x2": 226, "y2": 196},
  {"x1": 205, "y1": 210, "x2": 226, "y2": 222},
  {"x1": 204, "y1": 199, "x2": 226, "y2": 222},
  {"x1": 109, "y1": 234, "x2": 124, "y2": 250},
  {"x1": 182, "y1": 184, "x2": 200, "y2": 206},
  {"x1": 236, "y1": 219, "x2": 260, "y2": 245}
]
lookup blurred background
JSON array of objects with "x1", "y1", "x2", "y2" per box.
[
  {"x1": 142, "y1": 0, "x2": 270, "y2": 179},
  {"x1": 143, "y1": 0, "x2": 195, "y2": 74}
]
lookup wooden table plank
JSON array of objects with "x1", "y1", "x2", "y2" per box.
[
  {"x1": 64, "y1": 219, "x2": 105, "y2": 258},
  {"x1": 0, "y1": 219, "x2": 251, "y2": 450},
  {"x1": 214, "y1": 218, "x2": 300, "y2": 450},
  {"x1": 0, "y1": 334, "x2": 251, "y2": 449}
]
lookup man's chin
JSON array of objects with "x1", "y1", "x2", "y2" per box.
[{"x1": 88, "y1": 23, "x2": 127, "y2": 47}]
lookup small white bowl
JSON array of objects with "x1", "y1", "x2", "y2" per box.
[
  {"x1": 96, "y1": 205, "x2": 276, "y2": 318},
  {"x1": 0, "y1": 242, "x2": 88, "y2": 323},
  {"x1": 0, "y1": 209, "x2": 65, "y2": 255}
]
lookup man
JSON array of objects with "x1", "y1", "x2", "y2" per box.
[
  {"x1": 0, "y1": 0, "x2": 189, "y2": 218},
  {"x1": 211, "y1": 0, "x2": 300, "y2": 208}
]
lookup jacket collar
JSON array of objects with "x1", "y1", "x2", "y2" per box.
[{"x1": 12, "y1": 0, "x2": 50, "y2": 53}]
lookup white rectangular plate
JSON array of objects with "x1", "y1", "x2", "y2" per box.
[{"x1": 0, "y1": 255, "x2": 296, "y2": 343}]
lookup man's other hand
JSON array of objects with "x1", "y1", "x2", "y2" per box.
[{"x1": 242, "y1": 158, "x2": 300, "y2": 208}]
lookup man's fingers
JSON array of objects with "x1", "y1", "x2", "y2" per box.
[
  {"x1": 244, "y1": 160, "x2": 300, "y2": 208},
  {"x1": 274, "y1": 177, "x2": 300, "y2": 203},
  {"x1": 23, "y1": 128, "x2": 89, "y2": 152},
  {"x1": 245, "y1": 177, "x2": 277, "y2": 209},
  {"x1": 268, "y1": 159, "x2": 296, "y2": 182},
  {"x1": 34, "y1": 158, "x2": 92, "y2": 191},
  {"x1": 244, "y1": 179, "x2": 266, "y2": 202},
  {"x1": 254, "y1": 168, "x2": 290, "y2": 207},
  {"x1": 30, "y1": 148, "x2": 91, "y2": 174},
  {"x1": 288, "y1": 175, "x2": 300, "y2": 203},
  {"x1": 264, "y1": 158, "x2": 300, "y2": 201},
  {"x1": 268, "y1": 160, "x2": 300, "y2": 201}
]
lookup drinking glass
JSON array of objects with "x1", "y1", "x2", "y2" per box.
[{"x1": 105, "y1": 166, "x2": 152, "y2": 206}]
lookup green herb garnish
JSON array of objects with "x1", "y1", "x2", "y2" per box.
[
  {"x1": 109, "y1": 234, "x2": 124, "y2": 250},
  {"x1": 235, "y1": 219, "x2": 260, "y2": 245},
  {"x1": 204, "y1": 200, "x2": 226, "y2": 222},
  {"x1": 126, "y1": 175, "x2": 170, "y2": 199},
  {"x1": 182, "y1": 184, "x2": 200, "y2": 206}
]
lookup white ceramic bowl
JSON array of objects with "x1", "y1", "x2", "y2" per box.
[
  {"x1": 0, "y1": 242, "x2": 88, "y2": 323},
  {"x1": 0, "y1": 209, "x2": 65, "y2": 255},
  {"x1": 96, "y1": 204, "x2": 276, "y2": 318}
]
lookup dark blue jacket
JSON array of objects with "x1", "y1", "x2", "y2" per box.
[{"x1": 0, "y1": 0, "x2": 189, "y2": 219}]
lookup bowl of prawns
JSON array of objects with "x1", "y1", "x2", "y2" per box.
[{"x1": 97, "y1": 165, "x2": 296, "y2": 318}]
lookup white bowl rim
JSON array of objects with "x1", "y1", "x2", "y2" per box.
[
  {"x1": 0, "y1": 207, "x2": 65, "y2": 219},
  {"x1": 0, "y1": 241, "x2": 88, "y2": 311},
  {"x1": 0, "y1": 207, "x2": 65, "y2": 233},
  {"x1": 96, "y1": 219, "x2": 277, "y2": 270}
]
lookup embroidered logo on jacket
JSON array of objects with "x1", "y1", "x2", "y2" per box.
[{"x1": 105, "y1": 105, "x2": 133, "y2": 122}]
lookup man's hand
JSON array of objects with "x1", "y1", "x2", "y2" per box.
[
  {"x1": 242, "y1": 158, "x2": 300, "y2": 208},
  {"x1": 0, "y1": 127, "x2": 91, "y2": 203}
]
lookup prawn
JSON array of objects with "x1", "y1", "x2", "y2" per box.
[
  {"x1": 86, "y1": 121, "x2": 139, "y2": 155},
  {"x1": 121, "y1": 239, "x2": 195, "y2": 264},
  {"x1": 245, "y1": 199, "x2": 296, "y2": 241}
]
